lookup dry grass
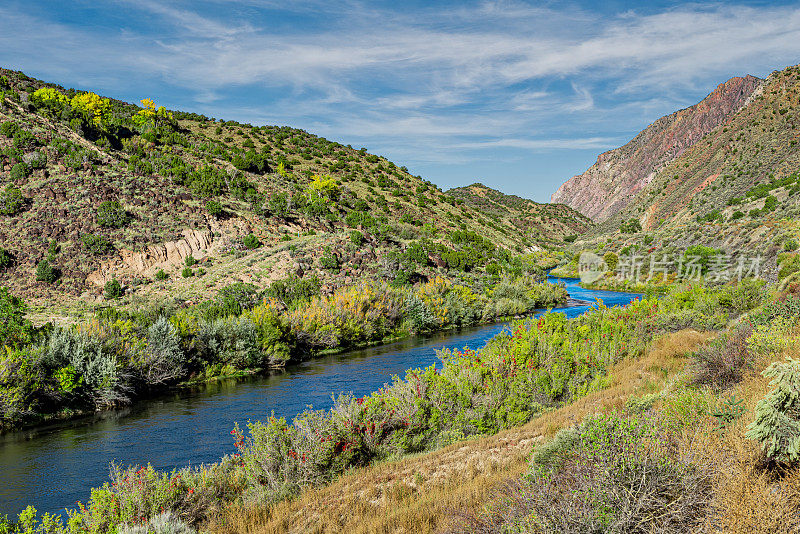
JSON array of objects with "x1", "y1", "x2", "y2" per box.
[{"x1": 205, "y1": 329, "x2": 712, "y2": 534}]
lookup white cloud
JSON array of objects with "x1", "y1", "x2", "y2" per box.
[{"x1": 1, "y1": 1, "x2": 799, "y2": 196}]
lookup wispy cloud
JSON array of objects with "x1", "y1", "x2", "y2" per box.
[{"x1": 1, "y1": 1, "x2": 798, "y2": 199}]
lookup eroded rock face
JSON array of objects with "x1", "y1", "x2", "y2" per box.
[
  {"x1": 87, "y1": 229, "x2": 215, "y2": 287},
  {"x1": 551, "y1": 75, "x2": 764, "y2": 221}
]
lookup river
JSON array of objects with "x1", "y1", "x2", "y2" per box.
[{"x1": 0, "y1": 277, "x2": 640, "y2": 516}]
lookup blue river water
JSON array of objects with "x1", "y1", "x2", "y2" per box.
[{"x1": 0, "y1": 277, "x2": 640, "y2": 516}]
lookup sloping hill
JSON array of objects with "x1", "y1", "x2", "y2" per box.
[
  {"x1": 0, "y1": 68, "x2": 576, "y2": 316},
  {"x1": 446, "y1": 183, "x2": 592, "y2": 247},
  {"x1": 551, "y1": 74, "x2": 764, "y2": 221},
  {"x1": 552, "y1": 64, "x2": 800, "y2": 278}
]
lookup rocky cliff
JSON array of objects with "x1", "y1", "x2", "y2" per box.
[{"x1": 551, "y1": 74, "x2": 764, "y2": 221}]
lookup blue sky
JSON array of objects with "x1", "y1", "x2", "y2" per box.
[{"x1": 2, "y1": 1, "x2": 800, "y2": 201}]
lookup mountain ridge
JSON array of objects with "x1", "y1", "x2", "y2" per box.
[{"x1": 551, "y1": 73, "x2": 765, "y2": 221}]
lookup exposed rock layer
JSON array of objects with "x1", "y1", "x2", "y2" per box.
[{"x1": 551, "y1": 75, "x2": 764, "y2": 221}]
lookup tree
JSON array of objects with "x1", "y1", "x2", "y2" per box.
[
  {"x1": 70, "y1": 92, "x2": 112, "y2": 126},
  {"x1": 132, "y1": 98, "x2": 176, "y2": 132},
  {"x1": 30, "y1": 87, "x2": 69, "y2": 115},
  {"x1": 96, "y1": 200, "x2": 128, "y2": 228},
  {"x1": 0, "y1": 185, "x2": 24, "y2": 215}
]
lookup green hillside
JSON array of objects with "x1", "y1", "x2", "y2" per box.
[{"x1": 0, "y1": 68, "x2": 586, "y2": 322}]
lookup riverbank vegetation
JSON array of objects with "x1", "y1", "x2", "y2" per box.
[
  {"x1": 0, "y1": 278, "x2": 771, "y2": 533},
  {"x1": 0, "y1": 276, "x2": 567, "y2": 430}
]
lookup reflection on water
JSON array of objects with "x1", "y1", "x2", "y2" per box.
[{"x1": 0, "y1": 277, "x2": 639, "y2": 516}]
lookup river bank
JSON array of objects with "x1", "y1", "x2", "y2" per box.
[
  {"x1": 0, "y1": 277, "x2": 568, "y2": 434},
  {"x1": 0, "y1": 278, "x2": 638, "y2": 517}
]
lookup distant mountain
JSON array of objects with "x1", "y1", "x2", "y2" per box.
[
  {"x1": 553, "y1": 63, "x2": 800, "y2": 276},
  {"x1": 446, "y1": 183, "x2": 592, "y2": 247},
  {"x1": 551, "y1": 74, "x2": 764, "y2": 221}
]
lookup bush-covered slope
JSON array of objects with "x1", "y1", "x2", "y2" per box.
[
  {"x1": 0, "y1": 68, "x2": 579, "y2": 319},
  {"x1": 446, "y1": 183, "x2": 592, "y2": 246},
  {"x1": 559, "y1": 64, "x2": 800, "y2": 279}
]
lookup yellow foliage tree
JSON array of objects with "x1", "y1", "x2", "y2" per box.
[
  {"x1": 31, "y1": 87, "x2": 69, "y2": 112},
  {"x1": 305, "y1": 174, "x2": 340, "y2": 201},
  {"x1": 132, "y1": 98, "x2": 175, "y2": 130},
  {"x1": 70, "y1": 92, "x2": 112, "y2": 126}
]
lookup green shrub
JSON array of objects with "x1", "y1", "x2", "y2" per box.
[
  {"x1": 0, "y1": 120, "x2": 19, "y2": 137},
  {"x1": 502, "y1": 413, "x2": 713, "y2": 532},
  {"x1": 265, "y1": 276, "x2": 321, "y2": 309},
  {"x1": 603, "y1": 251, "x2": 619, "y2": 271},
  {"x1": 35, "y1": 259, "x2": 58, "y2": 283},
  {"x1": 268, "y1": 192, "x2": 289, "y2": 218},
  {"x1": 746, "y1": 357, "x2": 800, "y2": 464},
  {"x1": 320, "y1": 247, "x2": 340, "y2": 271},
  {"x1": 181, "y1": 267, "x2": 194, "y2": 278},
  {"x1": 104, "y1": 278, "x2": 123, "y2": 300},
  {"x1": 349, "y1": 230, "x2": 364, "y2": 246},
  {"x1": 0, "y1": 247, "x2": 13, "y2": 269},
  {"x1": 0, "y1": 184, "x2": 24, "y2": 215},
  {"x1": 784, "y1": 238, "x2": 799, "y2": 252},
  {"x1": 155, "y1": 269, "x2": 168, "y2": 281},
  {"x1": 10, "y1": 162, "x2": 30, "y2": 180},
  {"x1": 243, "y1": 234, "x2": 261, "y2": 250},
  {"x1": 81, "y1": 233, "x2": 113, "y2": 255},
  {"x1": 206, "y1": 199, "x2": 223, "y2": 216},
  {"x1": 96, "y1": 200, "x2": 128, "y2": 228},
  {"x1": 0, "y1": 286, "x2": 32, "y2": 346},
  {"x1": 184, "y1": 255, "x2": 197, "y2": 267},
  {"x1": 620, "y1": 218, "x2": 642, "y2": 233}
]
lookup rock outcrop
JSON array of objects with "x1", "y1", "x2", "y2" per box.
[{"x1": 551, "y1": 75, "x2": 764, "y2": 221}]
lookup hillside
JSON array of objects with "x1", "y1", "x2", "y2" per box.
[
  {"x1": 0, "y1": 68, "x2": 582, "y2": 320},
  {"x1": 551, "y1": 74, "x2": 764, "y2": 221},
  {"x1": 446, "y1": 183, "x2": 592, "y2": 246},
  {"x1": 553, "y1": 64, "x2": 800, "y2": 281}
]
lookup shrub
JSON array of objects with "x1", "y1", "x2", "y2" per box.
[
  {"x1": 0, "y1": 247, "x2": 13, "y2": 269},
  {"x1": 155, "y1": 269, "x2": 168, "y2": 281},
  {"x1": 320, "y1": 247, "x2": 339, "y2": 271},
  {"x1": 184, "y1": 255, "x2": 197, "y2": 267},
  {"x1": 265, "y1": 276, "x2": 321, "y2": 309},
  {"x1": 691, "y1": 323, "x2": 753, "y2": 388},
  {"x1": 10, "y1": 162, "x2": 30, "y2": 180},
  {"x1": 0, "y1": 184, "x2": 24, "y2": 215},
  {"x1": 118, "y1": 511, "x2": 195, "y2": 534},
  {"x1": 349, "y1": 230, "x2": 364, "y2": 246},
  {"x1": 620, "y1": 218, "x2": 642, "y2": 233},
  {"x1": 196, "y1": 316, "x2": 261, "y2": 368},
  {"x1": 81, "y1": 233, "x2": 113, "y2": 255},
  {"x1": 746, "y1": 357, "x2": 800, "y2": 464},
  {"x1": 141, "y1": 317, "x2": 186, "y2": 384},
  {"x1": 0, "y1": 120, "x2": 19, "y2": 137},
  {"x1": 784, "y1": 238, "x2": 799, "y2": 252},
  {"x1": 268, "y1": 192, "x2": 289, "y2": 218},
  {"x1": 506, "y1": 413, "x2": 713, "y2": 532},
  {"x1": 181, "y1": 267, "x2": 194, "y2": 278},
  {"x1": 35, "y1": 259, "x2": 58, "y2": 283},
  {"x1": 603, "y1": 251, "x2": 619, "y2": 271},
  {"x1": 206, "y1": 200, "x2": 223, "y2": 216},
  {"x1": 96, "y1": 200, "x2": 128, "y2": 228},
  {"x1": 243, "y1": 234, "x2": 261, "y2": 250},
  {"x1": 104, "y1": 278, "x2": 123, "y2": 300},
  {"x1": 215, "y1": 282, "x2": 260, "y2": 316}
]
